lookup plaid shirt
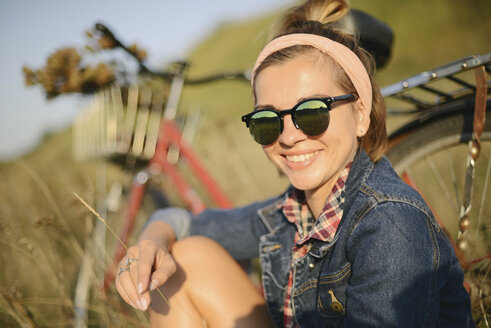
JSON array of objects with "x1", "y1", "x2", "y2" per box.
[{"x1": 281, "y1": 164, "x2": 351, "y2": 328}]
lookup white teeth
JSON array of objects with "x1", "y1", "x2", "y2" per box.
[{"x1": 286, "y1": 151, "x2": 318, "y2": 163}]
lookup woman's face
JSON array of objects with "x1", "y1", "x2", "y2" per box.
[{"x1": 254, "y1": 52, "x2": 370, "y2": 198}]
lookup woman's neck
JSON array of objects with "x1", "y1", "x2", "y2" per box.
[
  {"x1": 304, "y1": 178, "x2": 337, "y2": 219},
  {"x1": 305, "y1": 149, "x2": 357, "y2": 218}
]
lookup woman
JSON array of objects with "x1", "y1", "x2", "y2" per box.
[{"x1": 116, "y1": 0, "x2": 474, "y2": 326}]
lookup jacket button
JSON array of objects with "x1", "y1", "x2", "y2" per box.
[
  {"x1": 331, "y1": 301, "x2": 343, "y2": 313},
  {"x1": 308, "y1": 263, "x2": 315, "y2": 270},
  {"x1": 328, "y1": 290, "x2": 343, "y2": 313}
]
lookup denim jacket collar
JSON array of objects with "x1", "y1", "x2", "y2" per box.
[{"x1": 257, "y1": 147, "x2": 372, "y2": 239}]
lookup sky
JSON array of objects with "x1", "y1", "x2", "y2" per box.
[{"x1": 0, "y1": 0, "x2": 295, "y2": 160}]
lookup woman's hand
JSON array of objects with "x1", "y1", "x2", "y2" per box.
[{"x1": 115, "y1": 239, "x2": 177, "y2": 311}]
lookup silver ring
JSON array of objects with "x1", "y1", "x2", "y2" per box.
[
  {"x1": 125, "y1": 258, "x2": 138, "y2": 266},
  {"x1": 118, "y1": 266, "x2": 130, "y2": 276}
]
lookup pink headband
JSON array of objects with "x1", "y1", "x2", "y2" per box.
[{"x1": 252, "y1": 33, "x2": 372, "y2": 111}]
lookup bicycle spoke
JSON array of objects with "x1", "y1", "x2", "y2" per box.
[
  {"x1": 476, "y1": 149, "x2": 491, "y2": 240},
  {"x1": 426, "y1": 155, "x2": 459, "y2": 217},
  {"x1": 446, "y1": 151, "x2": 461, "y2": 211},
  {"x1": 403, "y1": 169, "x2": 451, "y2": 234}
]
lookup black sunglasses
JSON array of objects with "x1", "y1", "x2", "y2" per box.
[{"x1": 241, "y1": 94, "x2": 356, "y2": 145}]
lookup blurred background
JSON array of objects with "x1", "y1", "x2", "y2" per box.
[
  {"x1": 0, "y1": 0, "x2": 298, "y2": 160},
  {"x1": 0, "y1": 0, "x2": 489, "y2": 326}
]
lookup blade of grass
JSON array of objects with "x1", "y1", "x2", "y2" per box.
[
  {"x1": 0, "y1": 284, "x2": 40, "y2": 328},
  {"x1": 73, "y1": 192, "x2": 172, "y2": 310}
]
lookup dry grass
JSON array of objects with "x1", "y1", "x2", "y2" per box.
[{"x1": 0, "y1": 130, "x2": 150, "y2": 326}]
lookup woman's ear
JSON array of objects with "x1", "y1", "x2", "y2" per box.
[{"x1": 355, "y1": 98, "x2": 371, "y2": 137}]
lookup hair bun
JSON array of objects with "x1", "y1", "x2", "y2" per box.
[
  {"x1": 302, "y1": 20, "x2": 325, "y2": 29},
  {"x1": 278, "y1": 0, "x2": 351, "y2": 34}
]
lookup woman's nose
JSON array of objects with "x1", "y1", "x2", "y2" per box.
[{"x1": 278, "y1": 114, "x2": 307, "y2": 146}]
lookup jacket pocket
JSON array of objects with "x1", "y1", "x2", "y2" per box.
[
  {"x1": 260, "y1": 241, "x2": 289, "y2": 291},
  {"x1": 317, "y1": 263, "x2": 351, "y2": 318}
]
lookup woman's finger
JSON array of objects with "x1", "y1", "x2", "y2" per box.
[
  {"x1": 119, "y1": 264, "x2": 147, "y2": 311},
  {"x1": 127, "y1": 258, "x2": 150, "y2": 311},
  {"x1": 135, "y1": 239, "x2": 158, "y2": 296},
  {"x1": 115, "y1": 267, "x2": 138, "y2": 309},
  {"x1": 136, "y1": 248, "x2": 176, "y2": 312},
  {"x1": 149, "y1": 250, "x2": 177, "y2": 291}
]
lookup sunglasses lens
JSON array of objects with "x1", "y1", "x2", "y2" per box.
[
  {"x1": 295, "y1": 100, "x2": 330, "y2": 136},
  {"x1": 249, "y1": 111, "x2": 281, "y2": 145}
]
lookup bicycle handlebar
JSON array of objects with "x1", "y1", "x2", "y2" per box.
[
  {"x1": 185, "y1": 70, "x2": 251, "y2": 84},
  {"x1": 94, "y1": 22, "x2": 250, "y2": 84},
  {"x1": 94, "y1": 23, "x2": 158, "y2": 77}
]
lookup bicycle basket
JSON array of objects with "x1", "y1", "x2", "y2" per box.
[{"x1": 73, "y1": 85, "x2": 166, "y2": 164}]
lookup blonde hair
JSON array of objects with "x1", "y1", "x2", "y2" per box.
[
  {"x1": 278, "y1": 0, "x2": 351, "y2": 30},
  {"x1": 254, "y1": 0, "x2": 387, "y2": 162}
]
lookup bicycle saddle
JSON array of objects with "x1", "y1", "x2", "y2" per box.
[{"x1": 337, "y1": 9, "x2": 394, "y2": 69}]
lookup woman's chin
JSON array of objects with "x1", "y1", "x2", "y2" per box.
[{"x1": 289, "y1": 177, "x2": 319, "y2": 192}]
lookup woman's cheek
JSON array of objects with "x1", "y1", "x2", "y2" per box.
[{"x1": 262, "y1": 146, "x2": 281, "y2": 170}]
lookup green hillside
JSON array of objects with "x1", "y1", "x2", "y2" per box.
[{"x1": 1, "y1": 0, "x2": 489, "y2": 326}]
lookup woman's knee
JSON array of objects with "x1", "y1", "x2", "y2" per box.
[{"x1": 172, "y1": 235, "x2": 228, "y2": 265}]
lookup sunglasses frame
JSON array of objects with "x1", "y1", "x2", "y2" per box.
[{"x1": 241, "y1": 94, "x2": 356, "y2": 144}]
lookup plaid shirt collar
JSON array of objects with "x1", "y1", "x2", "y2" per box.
[{"x1": 280, "y1": 162, "x2": 352, "y2": 245}]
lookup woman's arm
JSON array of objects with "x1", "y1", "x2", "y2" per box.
[
  {"x1": 115, "y1": 196, "x2": 279, "y2": 311},
  {"x1": 344, "y1": 202, "x2": 448, "y2": 326},
  {"x1": 147, "y1": 196, "x2": 280, "y2": 260},
  {"x1": 189, "y1": 198, "x2": 279, "y2": 260}
]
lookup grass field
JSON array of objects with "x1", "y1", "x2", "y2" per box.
[{"x1": 1, "y1": 0, "x2": 489, "y2": 326}]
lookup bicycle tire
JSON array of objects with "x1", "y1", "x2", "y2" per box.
[{"x1": 386, "y1": 105, "x2": 491, "y2": 322}]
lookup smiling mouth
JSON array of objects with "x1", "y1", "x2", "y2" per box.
[{"x1": 285, "y1": 151, "x2": 319, "y2": 163}]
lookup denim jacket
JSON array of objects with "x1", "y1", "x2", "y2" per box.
[{"x1": 149, "y1": 150, "x2": 474, "y2": 327}]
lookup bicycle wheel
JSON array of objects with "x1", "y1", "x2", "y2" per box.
[{"x1": 386, "y1": 106, "x2": 491, "y2": 323}]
